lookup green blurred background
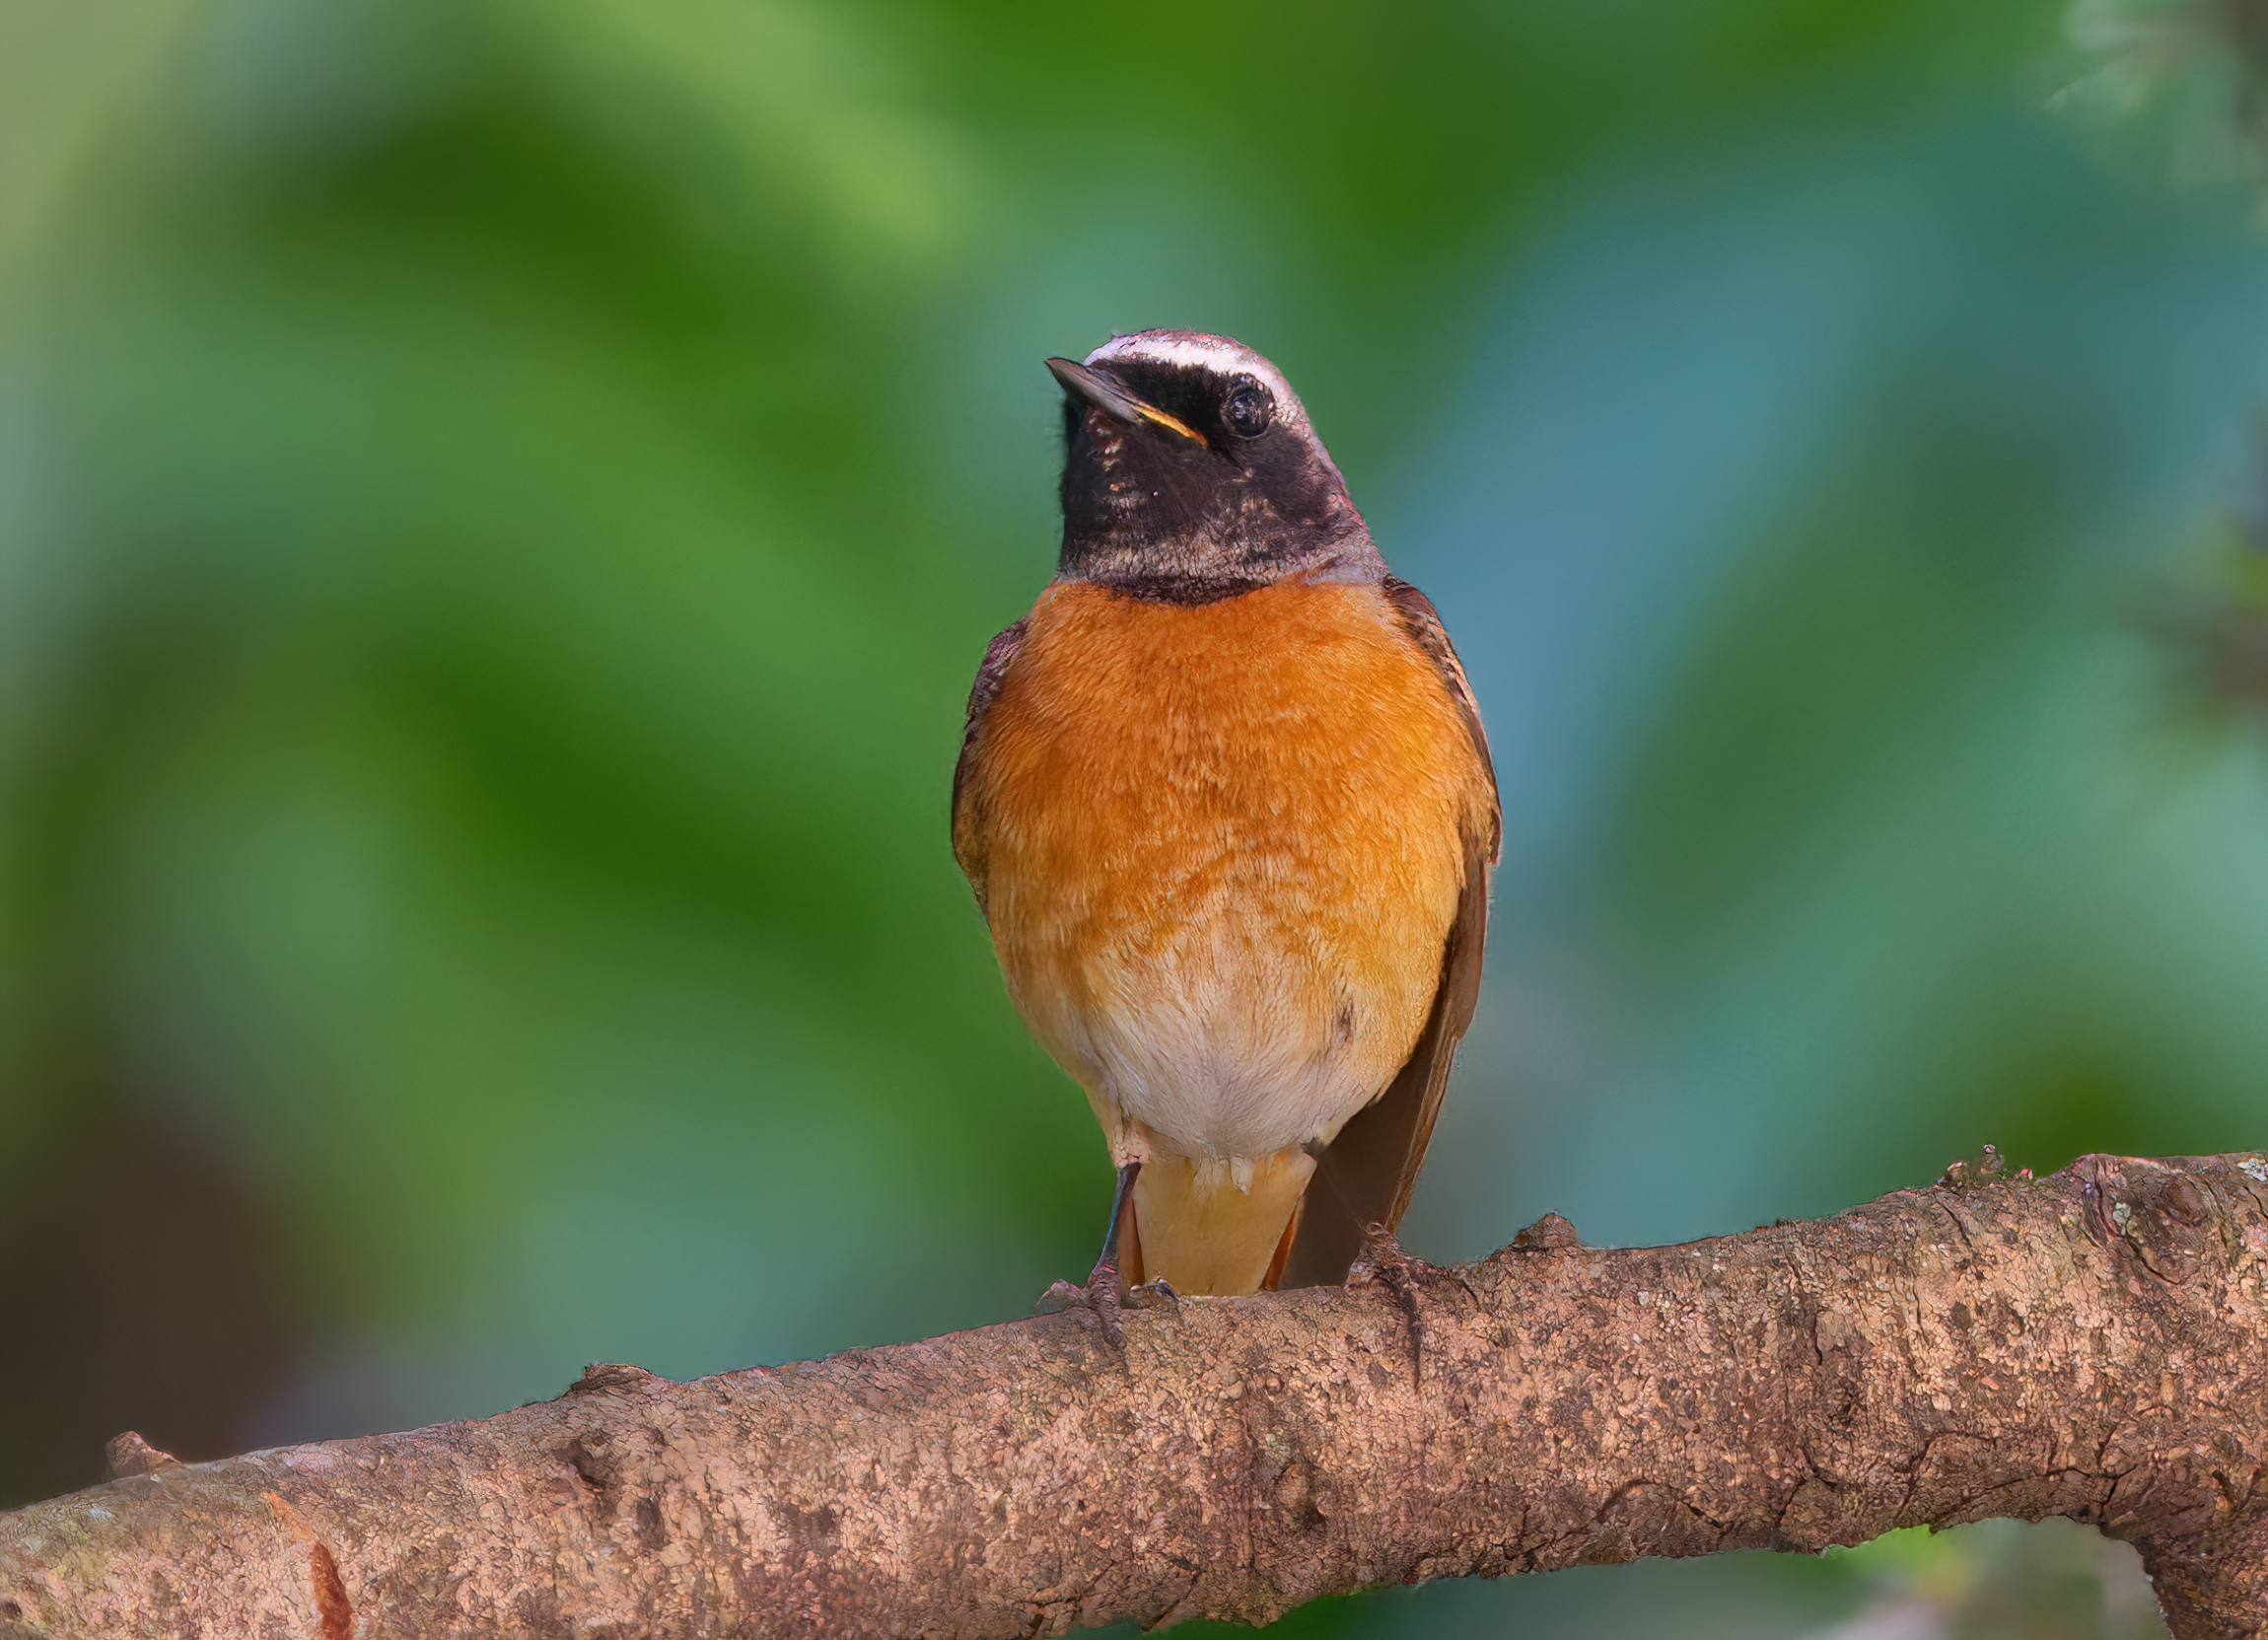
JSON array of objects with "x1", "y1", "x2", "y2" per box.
[{"x1": 3, "y1": 0, "x2": 2264, "y2": 1633}]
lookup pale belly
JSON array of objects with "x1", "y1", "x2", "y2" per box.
[
  {"x1": 1023, "y1": 859, "x2": 1422, "y2": 1161},
  {"x1": 958, "y1": 577, "x2": 1485, "y2": 1165}
]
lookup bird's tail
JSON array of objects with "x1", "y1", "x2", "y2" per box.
[{"x1": 1126, "y1": 1149, "x2": 1315, "y2": 1296}]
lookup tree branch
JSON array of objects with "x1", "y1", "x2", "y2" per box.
[{"x1": 3, "y1": 1152, "x2": 2264, "y2": 1639}]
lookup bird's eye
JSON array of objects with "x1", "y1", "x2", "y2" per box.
[{"x1": 1222, "y1": 378, "x2": 1274, "y2": 439}]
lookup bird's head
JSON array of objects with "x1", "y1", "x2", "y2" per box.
[{"x1": 1047, "y1": 330, "x2": 1382, "y2": 603}]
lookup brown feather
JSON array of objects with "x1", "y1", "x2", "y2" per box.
[
  {"x1": 1279, "y1": 580, "x2": 1499, "y2": 1288},
  {"x1": 952, "y1": 616, "x2": 1027, "y2": 915}
]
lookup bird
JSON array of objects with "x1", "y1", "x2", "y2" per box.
[{"x1": 952, "y1": 330, "x2": 1499, "y2": 1319}]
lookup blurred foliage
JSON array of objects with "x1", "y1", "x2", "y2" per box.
[
  {"x1": 2061, "y1": 0, "x2": 2268, "y2": 195},
  {"x1": 1, "y1": 0, "x2": 2261, "y2": 1634},
  {"x1": 1812, "y1": 1521, "x2": 2169, "y2": 1640},
  {"x1": 2065, "y1": 0, "x2": 2268, "y2": 749}
]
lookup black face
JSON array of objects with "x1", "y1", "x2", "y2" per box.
[{"x1": 1054, "y1": 354, "x2": 1379, "y2": 603}]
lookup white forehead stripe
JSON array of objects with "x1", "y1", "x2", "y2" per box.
[{"x1": 1084, "y1": 330, "x2": 1310, "y2": 430}]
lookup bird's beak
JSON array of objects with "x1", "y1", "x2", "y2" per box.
[{"x1": 1045, "y1": 358, "x2": 1209, "y2": 447}]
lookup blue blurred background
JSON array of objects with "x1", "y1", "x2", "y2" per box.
[{"x1": 4, "y1": 1, "x2": 2264, "y2": 1634}]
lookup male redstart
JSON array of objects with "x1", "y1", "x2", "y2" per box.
[{"x1": 953, "y1": 331, "x2": 1499, "y2": 1324}]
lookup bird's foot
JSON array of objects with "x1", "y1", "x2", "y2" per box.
[
  {"x1": 1035, "y1": 1258, "x2": 1132, "y2": 1346},
  {"x1": 1347, "y1": 1223, "x2": 1429, "y2": 1390},
  {"x1": 1346, "y1": 1222, "x2": 1426, "y2": 1283}
]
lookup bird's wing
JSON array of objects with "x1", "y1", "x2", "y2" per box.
[
  {"x1": 1280, "y1": 578, "x2": 1500, "y2": 1288},
  {"x1": 950, "y1": 616, "x2": 1028, "y2": 911}
]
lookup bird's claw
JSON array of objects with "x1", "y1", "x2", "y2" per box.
[
  {"x1": 1035, "y1": 1258, "x2": 1132, "y2": 1346},
  {"x1": 1033, "y1": 1280, "x2": 1082, "y2": 1316},
  {"x1": 1126, "y1": 1277, "x2": 1178, "y2": 1313}
]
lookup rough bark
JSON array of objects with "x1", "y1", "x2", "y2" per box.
[{"x1": 3, "y1": 1152, "x2": 2265, "y2": 1639}]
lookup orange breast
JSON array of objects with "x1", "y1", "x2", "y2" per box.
[{"x1": 957, "y1": 577, "x2": 1493, "y2": 1164}]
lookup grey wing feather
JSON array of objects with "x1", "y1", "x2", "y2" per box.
[
  {"x1": 1280, "y1": 578, "x2": 1499, "y2": 1288},
  {"x1": 951, "y1": 617, "x2": 1028, "y2": 911}
]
